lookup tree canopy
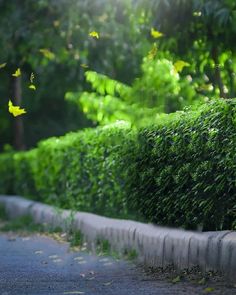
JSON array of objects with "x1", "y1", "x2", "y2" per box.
[{"x1": 0, "y1": 0, "x2": 235, "y2": 149}]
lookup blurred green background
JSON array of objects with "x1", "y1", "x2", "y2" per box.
[{"x1": 0, "y1": 0, "x2": 236, "y2": 150}]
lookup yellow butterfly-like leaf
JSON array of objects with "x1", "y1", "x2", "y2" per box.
[
  {"x1": 80, "y1": 64, "x2": 89, "y2": 69},
  {"x1": 174, "y1": 60, "x2": 190, "y2": 73},
  {"x1": 89, "y1": 31, "x2": 99, "y2": 39},
  {"x1": 0, "y1": 63, "x2": 7, "y2": 69},
  {"x1": 39, "y1": 48, "x2": 55, "y2": 60},
  {"x1": 8, "y1": 100, "x2": 26, "y2": 117},
  {"x1": 147, "y1": 43, "x2": 158, "y2": 60},
  {"x1": 151, "y1": 28, "x2": 164, "y2": 39},
  {"x1": 12, "y1": 68, "x2": 21, "y2": 77},
  {"x1": 29, "y1": 84, "x2": 36, "y2": 90},
  {"x1": 53, "y1": 20, "x2": 60, "y2": 27},
  {"x1": 30, "y1": 72, "x2": 35, "y2": 83}
]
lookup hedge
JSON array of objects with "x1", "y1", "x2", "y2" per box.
[
  {"x1": 130, "y1": 99, "x2": 236, "y2": 230},
  {"x1": 0, "y1": 122, "x2": 136, "y2": 219},
  {"x1": 0, "y1": 99, "x2": 235, "y2": 230}
]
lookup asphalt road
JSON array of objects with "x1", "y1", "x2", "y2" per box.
[{"x1": 0, "y1": 233, "x2": 235, "y2": 295}]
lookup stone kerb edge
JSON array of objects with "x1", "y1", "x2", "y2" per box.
[{"x1": 0, "y1": 195, "x2": 235, "y2": 282}]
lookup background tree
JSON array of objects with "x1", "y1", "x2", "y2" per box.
[
  {"x1": 0, "y1": 0, "x2": 235, "y2": 150},
  {"x1": 138, "y1": 0, "x2": 236, "y2": 97}
]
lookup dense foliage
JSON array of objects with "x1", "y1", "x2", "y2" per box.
[
  {"x1": 131, "y1": 99, "x2": 236, "y2": 230},
  {"x1": 0, "y1": 99, "x2": 235, "y2": 230},
  {"x1": 1, "y1": 0, "x2": 236, "y2": 149},
  {"x1": 0, "y1": 122, "x2": 135, "y2": 218}
]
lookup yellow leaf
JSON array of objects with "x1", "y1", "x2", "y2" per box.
[
  {"x1": 30, "y1": 72, "x2": 35, "y2": 83},
  {"x1": 174, "y1": 60, "x2": 190, "y2": 73},
  {"x1": 80, "y1": 63, "x2": 89, "y2": 69},
  {"x1": 151, "y1": 28, "x2": 164, "y2": 39},
  {"x1": 29, "y1": 84, "x2": 36, "y2": 90},
  {"x1": 0, "y1": 63, "x2": 7, "y2": 69},
  {"x1": 12, "y1": 68, "x2": 21, "y2": 77},
  {"x1": 147, "y1": 43, "x2": 158, "y2": 60},
  {"x1": 8, "y1": 100, "x2": 26, "y2": 117},
  {"x1": 53, "y1": 20, "x2": 60, "y2": 27},
  {"x1": 89, "y1": 31, "x2": 99, "y2": 39},
  {"x1": 39, "y1": 48, "x2": 55, "y2": 60}
]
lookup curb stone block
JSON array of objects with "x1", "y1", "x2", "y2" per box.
[
  {"x1": 205, "y1": 231, "x2": 231, "y2": 272},
  {"x1": 0, "y1": 195, "x2": 236, "y2": 283},
  {"x1": 220, "y1": 232, "x2": 236, "y2": 282}
]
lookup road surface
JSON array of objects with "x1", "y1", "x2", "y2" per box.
[{"x1": 0, "y1": 233, "x2": 235, "y2": 295}]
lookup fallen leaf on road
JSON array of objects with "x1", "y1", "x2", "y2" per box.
[
  {"x1": 172, "y1": 276, "x2": 181, "y2": 283},
  {"x1": 78, "y1": 261, "x2": 87, "y2": 264},
  {"x1": 70, "y1": 246, "x2": 81, "y2": 252},
  {"x1": 99, "y1": 258, "x2": 109, "y2": 262},
  {"x1": 35, "y1": 250, "x2": 43, "y2": 255},
  {"x1": 53, "y1": 258, "x2": 62, "y2": 263},
  {"x1": 74, "y1": 256, "x2": 84, "y2": 261},
  {"x1": 103, "y1": 281, "x2": 113, "y2": 286},
  {"x1": 22, "y1": 237, "x2": 30, "y2": 241},
  {"x1": 198, "y1": 278, "x2": 206, "y2": 285},
  {"x1": 7, "y1": 237, "x2": 16, "y2": 242},
  {"x1": 49, "y1": 255, "x2": 59, "y2": 259},
  {"x1": 103, "y1": 262, "x2": 113, "y2": 266}
]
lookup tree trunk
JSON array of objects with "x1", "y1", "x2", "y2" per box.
[
  {"x1": 12, "y1": 76, "x2": 25, "y2": 150},
  {"x1": 227, "y1": 65, "x2": 235, "y2": 98},
  {"x1": 211, "y1": 46, "x2": 227, "y2": 99}
]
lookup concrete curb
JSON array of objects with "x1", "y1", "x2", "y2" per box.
[{"x1": 0, "y1": 195, "x2": 235, "y2": 282}]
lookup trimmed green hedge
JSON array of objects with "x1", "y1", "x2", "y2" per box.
[
  {"x1": 0, "y1": 123, "x2": 136, "y2": 219},
  {"x1": 0, "y1": 99, "x2": 235, "y2": 230},
  {"x1": 130, "y1": 99, "x2": 236, "y2": 230},
  {"x1": 33, "y1": 123, "x2": 136, "y2": 218}
]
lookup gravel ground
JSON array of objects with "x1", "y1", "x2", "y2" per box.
[{"x1": 0, "y1": 232, "x2": 235, "y2": 295}]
